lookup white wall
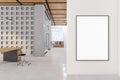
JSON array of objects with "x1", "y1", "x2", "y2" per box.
[
  {"x1": 67, "y1": 0, "x2": 118, "y2": 75},
  {"x1": 118, "y1": 0, "x2": 120, "y2": 76}
]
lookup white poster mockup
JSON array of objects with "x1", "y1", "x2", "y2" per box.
[{"x1": 76, "y1": 15, "x2": 109, "y2": 60}]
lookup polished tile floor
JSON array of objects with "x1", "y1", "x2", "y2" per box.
[{"x1": 0, "y1": 48, "x2": 119, "y2": 80}]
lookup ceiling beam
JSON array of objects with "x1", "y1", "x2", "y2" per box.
[
  {"x1": 16, "y1": 0, "x2": 23, "y2": 5},
  {"x1": 45, "y1": 0, "x2": 55, "y2": 25}
]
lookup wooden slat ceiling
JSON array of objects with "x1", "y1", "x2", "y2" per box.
[{"x1": 0, "y1": 0, "x2": 67, "y2": 26}]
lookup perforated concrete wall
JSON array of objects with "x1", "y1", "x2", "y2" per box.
[{"x1": 0, "y1": 5, "x2": 51, "y2": 56}]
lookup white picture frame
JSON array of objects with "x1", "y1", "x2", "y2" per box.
[{"x1": 76, "y1": 15, "x2": 109, "y2": 61}]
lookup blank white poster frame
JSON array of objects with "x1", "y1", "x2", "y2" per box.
[{"x1": 76, "y1": 15, "x2": 109, "y2": 61}]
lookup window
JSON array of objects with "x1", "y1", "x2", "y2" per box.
[
  {"x1": 11, "y1": 22, "x2": 14, "y2": 25},
  {"x1": 31, "y1": 46, "x2": 33, "y2": 49},
  {"x1": 31, "y1": 51, "x2": 33, "y2": 54},
  {"x1": 26, "y1": 36, "x2": 28, "y2": 39},
  {"x1": 21, "y1": 17, "x2": 24, "y2": 20},
  {"x1": 16, "y1": 12, "x2": 19, "y2": 15},
  {"x1": 16, "y1": 22, "x2": 19, "y2": 25},
  {"x1": 16, "y1": 7, "x2": 19, "y2": 10},
  {"x1": 21, "y1": 22, "x2": 24, "y2": 25},
  {"x1": 16, "y1": 17, "x2": 19, "y2": 20},
  {"x1": 11, "y1": 12, "x2": 14, "y2": 15},
  {"x1": 26, "y1": 46, "x2": 28, "y2": 49},
  {"x1": 26, "y1": 26, "x2": 29, "y2": 29},
  {"x1": 11, "y1": 36, "x2": 13, "y2": 39},
  {"x1": 1, "y1": 41, "x2": 3, "y2": 44},
  {"x1": 26, "y1": 32, "x2": 28, "y2": 35},
  {"x1": 16, "y1": 26, "x2": 18, "y2": 30},
  {"x1": 21, "y1": 41, "x2": 23, "y2": 44},
  {"x1": 31, "y1": 22, "x2": 34, "y2": 25},
  {"x1": 16, "y1": 41, "x2": 18, "y2": 44},
  {"x1": 6, "y1": 41, "x2": 8, "y2": 44},
  {"x1": 1, "y1": 36, "x2": 3, "y2": 39},
  {"x1": 31, "y1": 7, "x2": 34, "y2": 10},
  {"x1": 16, "y1": 32, "x2": 18, "y2": 35},
  {"x1": 21, "y1": 46, "x2": 23, "y2": 49},
  {"x1": 26, "y1": 7, "x2": 29, "y2": 10},
  {"x1": 1, "y1": 31, "x2": 3, "y2": 34},
  {"x1": 31, "y1": 32, "x2": 34, "y2": 35},
  {"x1": 1, "y1": 17, "x2": 3, "y2": 20},
  {"x1": 1, "y1": 21, "x2": 4, "y2": 25},
  {"x1": 26, "y1": 12, "x2": 29, "y2": 15},
  {"x1": 1, "y1": 7, "x2": 4, "y2": 10},
  {"x1": 21, "y1": 12, "x2": 24, "y2": 15},
  {"x1": 6, "y1": 21, "x2": 9, "y2": 25},
  {"x1": 6, "y1": 7, "x2": 9, "y2": 10},
  {"x1": 11, "y1": 7, "x2": 13, "y2": 10},
  {"x1": 26, "y1": 41, "x2": 28, "y2": 44},
  {"x1": 6, "y1": 37, "x2": 8, "y2": 39},
  {"x1": 21, "y1": 7, "x2": 24, "y2": 10},
  {"x1": 6, "y1": 32, "x2": 8, "y2": 35},
  {"x1": 31, "y1": 17, "x2": 34, "y2": 20},
  {"x1": 31, "y1": 12, "x2": 34, "y2": 15},
  {"x1": 26, "y1": 22, "x2": 29, "y2": 25},
  {"x1": 6, "y1": 12, "x2": 9, "y2": 15},
  {"x1": 16, "y1": 36, "x2": 18, "y2": 39},
  {"x1": 11, "y1": 31, "x2": 13, "y2": 34},
  {"x1": 31, "y1": 36, "x2": 34, "y2": 39},
  {"x1": 6, "y1": 27, "x2": 8, "y2": 30},
  {"x1": 1, "y1": 26, "x2": 3, "y2": 30},
  {"x1": 11, "y1": 26, "x2": 13, "y2": 30},
  {"x1": 21, "y1": 36, "x2": 23, "y2": 39},
  {"x1": 26, "y1": 17, "x2": 29, "y2": 20},
  {"x1": 21, "y1": 32, "x2": 24, "y2": 35},
  {"x1": 21, "y1": 26, "x2": 23, "y2": 30},
  {"x1": 11, "y1": 41, "x2": 13, "y2": 44},
  {"x1": 31, "y1": 41, "x2": 33, "y2": 44},
  {"x1": 1, "y1": 12, "x2": 3, "y2": 15}
]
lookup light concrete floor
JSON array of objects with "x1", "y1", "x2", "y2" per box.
[
  {"x1": 0, "y1": 48, "x2": 119, "y2": 80},
  {"x1": 0, "y1": 48, "x2": 66, "y2": 80}
]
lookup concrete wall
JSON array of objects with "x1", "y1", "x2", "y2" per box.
[
  {"x1": 0, "y1": 6, "x2": 34, "y2": 54},
  {"x1": 33, "y1": 4, "x2": 51, "y2": 56},
  {"x1": 67, "y1": 0, "x2": 118, "y2": 75}
]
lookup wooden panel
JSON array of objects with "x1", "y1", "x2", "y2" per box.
[
  {"x1": 0, "y1": 48, "x2": 21, "y2": 53},
  {"x1": 53, "y1": 41, "x2": 64, "y2": 47},
  {"x1": 51, "y1": 10, "x2": 66, "y2": 14},
  {"x1": 0, "y1": 0, "x2": 45, "y2": 3},
  {"x1": 48, "y1": 0, "x2": 66, "y2": 2},
  {"x1": 54, "y1": 18, "x2": 66, "y2": 21},
  {"x1": 54, "y1": 22, "x2": 66, "y2": 25},
  {"x1": 49, "y1": 3, "x2": 66, "y2": 9},
  {"x1": 0, "y1": 3, "x2": 20, "y2": 5},
  {"x1": 53, "y1": 15, "x2": 66, "y2": 17},
  {"x1": 0, "y1": 0, "x2": 17, "y2": 2},
  {"x1": 20, "y1": 0, "x2": 45, "y2": 2},
  {"x1": 55, "y1": 21, "x2": 66, "y2": 23}
]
